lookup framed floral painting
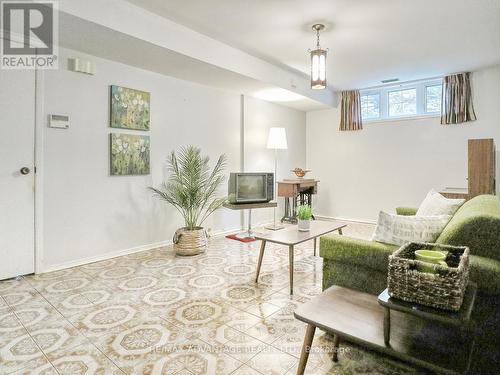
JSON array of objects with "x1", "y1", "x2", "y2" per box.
[
  {"x1": 110, "y1": 133, "x2": 150, "y2": 175},
  {"x1": 110, "y1": 85, "x2": 150, "y2": 130}
]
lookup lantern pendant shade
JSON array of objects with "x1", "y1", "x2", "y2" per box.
[
  {"x1": 310, "y1": 48, "x2": 327, "y2": 89},
  {"x1": 310, "y1": 23, "x2": 327, "y2": 90}
]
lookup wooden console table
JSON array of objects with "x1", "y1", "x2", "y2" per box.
[{"x1": 278, "y1": 179, "x2": 319, "y2": 224}]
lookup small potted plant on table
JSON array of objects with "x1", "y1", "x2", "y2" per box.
[
  {"x1": 296, "y1": 205, "x2": 313, "y2": 231},
  {"x1": 149, "y1": 145, "x2": 227, "y2": 256}
]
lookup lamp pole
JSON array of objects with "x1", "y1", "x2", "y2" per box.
[
  {"x1": 266, "y1": 146, "x2": 284, "y2": 230},
  {"x1": 265, "y1": 127, "x2": 286, "y2": 231},
  {"x1": 273, "y1": 147, "x2": 279, "y2": 227}
]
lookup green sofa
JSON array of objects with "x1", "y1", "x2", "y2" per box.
[
  {"x1": 320, "y1": 194, "x2": 500, "y2": 297},
  {"x1": 320, "y1": 194, "x2": 500, "y2": 370}
]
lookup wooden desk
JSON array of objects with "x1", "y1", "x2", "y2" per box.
[{"x1": 277, "y1": 179, "x2": 319, "y2": 223}]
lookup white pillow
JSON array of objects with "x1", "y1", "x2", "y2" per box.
[
  {"x1": 416, "y1": 189, "x2": 465, "y2": 217},
  {"x1": 372, "y1": 211, "x2": 452, "y2": 246}
]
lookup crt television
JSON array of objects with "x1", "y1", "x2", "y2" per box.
[{"x1": 228, "y1": 172, "x2": 274, "y2": 204}]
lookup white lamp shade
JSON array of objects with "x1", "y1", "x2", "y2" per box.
[{"x1": 267, "y1": 127, "x2": 288, "y2": 149}]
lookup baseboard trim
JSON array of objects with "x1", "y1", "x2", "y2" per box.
[
  {"x1": 40, "y1": 226, "x2": 242, "y2": 274},
  {"x1": 315, "y1": 215, "x2": 376, "y2": 225}
]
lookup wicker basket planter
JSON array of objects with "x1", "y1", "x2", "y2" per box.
[
  {"x1": 387, "y1": 242, "x2": 470, "y2": 311},
  {"x1": 173, "y1": 227, "x2": 207, "y2": 256}
]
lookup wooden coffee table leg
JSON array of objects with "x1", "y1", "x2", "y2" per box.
[
  {"x1": 255, "y1": 240, "x2": 266, "y2": 283},
  {"x1": 332, "y1": 334, "x2": 340, "y2": 362},
  {"x1": 296, "y1": 324, "x2": 316, "y2": 375},
  {"x1": 383, "y1": 307, "x2": 391, "y2": 346},
  {"x1": 289, "y1": 244, "x2": 294, "y2": 295}
]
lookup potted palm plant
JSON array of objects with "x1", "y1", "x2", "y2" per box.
[
  {"x1": 149, "y1": 145, "x2": 227, "y2": 256},
  {"x1": 296, "y1": 205, "x2": 313, "y2": 231}
]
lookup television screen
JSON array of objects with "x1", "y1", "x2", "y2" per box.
[{"x1": 238, "y1": 175, "x2": 266, "y2": 201}]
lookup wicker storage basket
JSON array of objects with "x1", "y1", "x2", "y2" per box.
[
  {"x1": 173, "y1": 227, "x2": 207, "y2": 256},
  {"x1": 387, "y1": 242, "x2": 470, "y2": 311}
]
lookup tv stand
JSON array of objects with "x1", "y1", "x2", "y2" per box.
[{"x1": 223, "y1": 202, "x2": 277, "y2": 239}]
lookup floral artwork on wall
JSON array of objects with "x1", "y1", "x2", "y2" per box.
[
  {"x1": 110, "y1": 85, "x2": 150, "y2": 130},
  {"x1": 110, "y1": 133, "x2": 150, "y2": 175}
]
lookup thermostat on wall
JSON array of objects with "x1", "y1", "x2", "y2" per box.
[{"x1": 48, "y1": 114, "x2": 70, "y2": 129}]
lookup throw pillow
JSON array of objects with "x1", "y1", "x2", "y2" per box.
[
  {"x1": 416, "y1": 189, "x2": 465, "y2": 217},
  {"x1": 372, "y1": 211, "x2": 452, "y2": 246}
]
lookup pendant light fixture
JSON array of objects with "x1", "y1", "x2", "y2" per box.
[{"x1": 309, "y1": 24, "x2": 327, "y2": 90}]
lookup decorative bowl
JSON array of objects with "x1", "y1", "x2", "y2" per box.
[{"x1": 291, "y1": 168, "x2": 311, "y2": 178}]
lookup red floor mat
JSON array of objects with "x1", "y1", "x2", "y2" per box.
[{"x1": 225, "y1": 234, "x2": 256, "y2": 243}]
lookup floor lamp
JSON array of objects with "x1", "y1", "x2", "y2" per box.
[{"x1": 265, "y1": 127, "x2": 287, "y2": 230}]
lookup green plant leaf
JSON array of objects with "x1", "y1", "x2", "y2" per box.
[
  {"x1": 296, "y1": 205, "x2": 313, "y2": 220},
  {"x1": 149, "y1": 145, "x2": 227, "y2": 230}
]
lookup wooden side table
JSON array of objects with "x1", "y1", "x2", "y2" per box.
[
  {"x1": 294, "y1": 285, "x2": 477, "y2": 375},
  {"x1": 377, "y1": 284, "x2": 477, "y2": 347}
]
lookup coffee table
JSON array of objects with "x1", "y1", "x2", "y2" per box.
[{"x1": 254, "y1": 220, "x2": 346, "y2": 295}]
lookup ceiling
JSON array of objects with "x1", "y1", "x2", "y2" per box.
[
  {"x1": 58, "y1": 13, "x2": 329, "y2": 111},
  {"x1": 125, "y1": 0, "x2": 500, "y2": 91}
]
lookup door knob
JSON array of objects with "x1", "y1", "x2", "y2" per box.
[{"x1": 20, "y1": 167, "x2": 30, "y2": 175}]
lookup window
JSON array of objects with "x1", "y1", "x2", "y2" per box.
[
  {"x1": 360, "y1": 78, "x2": 442, "y2": 122},
  {"x1": 360, "y1": 93, "x2": 380, "y2": 120},
  {"x1": 388, "y1": 88, "x2": 416, "y2": 117},
  {"x1": 425, "y1": 84, "x2": 442, "y2": 113}
]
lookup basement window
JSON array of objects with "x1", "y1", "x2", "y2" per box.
[
  {"x1": 360, "y1": 78, "x2": 442, "y2": 122},
  {"x1": 360, "y1": 93, "x2": 380, "y2": 120}
]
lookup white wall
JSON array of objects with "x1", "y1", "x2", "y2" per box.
[
  {"x1": 306, "y1": 65, "x2": 500, "y2": 222},
  {"x1": 243, "y1": 96, "x2": 307, "y2": 226},
  {"x1": 40, "y1": 48, "x2": 306, "y2": 270}
]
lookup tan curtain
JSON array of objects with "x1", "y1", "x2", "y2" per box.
[
  {"x1": 441, "y1": 72, "x2": 476, "y2": 124},
  {"x1": 339, "y1": 90, "x2": 363, "y2": 131}
]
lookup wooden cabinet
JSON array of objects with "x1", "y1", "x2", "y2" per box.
[
  {"x1": 440, "y1": 188, "x2": 469, "y2": 200},
  {"x1": 440, "y1": 139, "x2": 496, "y2": 200},
  {"x1": 468, "y1": 138, "x2": 496, "y2": 197}
]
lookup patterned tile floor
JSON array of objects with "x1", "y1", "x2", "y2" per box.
[{"x1": 0, "y1": 221, "x2": 418, "y2": 375}]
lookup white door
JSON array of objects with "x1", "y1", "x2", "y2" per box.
[{"x1": 0, "y1": 68, "x2": 36, "y2": 280}]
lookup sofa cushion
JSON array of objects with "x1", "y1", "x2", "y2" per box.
[
  {"x1": 322, "y1": 254, "x2": 500, "y2": 298},
  {"x1": 396, "y1": 206, "x2": 418, "y2": 216},
  {"x1": 322, "y1": 259, "x2": 389, "y2": 295},
  {"x1": 436, "y1": 195, "x2": 500, "y2": 260},
  {"x1": 416, "y1": 189, "x2": 465, "y2": 216},
  {"x1": 320, "y1": 234, "x2": 397, "y2": 272},
  {"x1": 372, "y1": 211, "x2": 451, "y2": 246}
]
